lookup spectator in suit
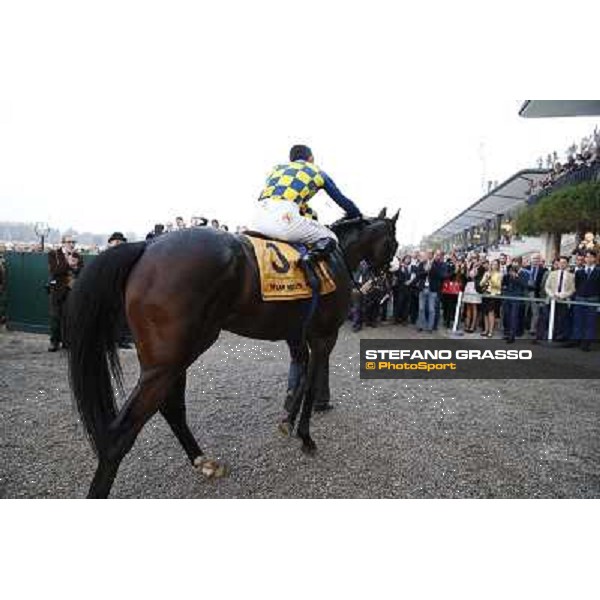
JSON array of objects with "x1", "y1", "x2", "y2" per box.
[
  {"x1": 108, "y1": 231, "x2": 127, "y2": 247},
  {"x1": 499, "y1": 253, "x2": 509, "y2": 276},
  {"x1": 502, "y1": 258, "x2": 529, "y2": 343},
  {"x1": 408, "y1": 252, "x2": 420, "y2": 324},
  {"x1": 416, "y1": 250, "x2": 446, "y2": 333},
  {"x1": 571, "y1": 250, "x2": 600, "y2": 351},
  {"x1": 383, "y1": 257, "x2": 400, "y2": 322},
  {"x1": 572, "y1": 253, "x2": 585, "y2": 273},
  {"x1": 364, "y1": 273, "x2": 389, "y2": 327},
  {"x1": 146, "y1": 223, "x2": 165, "y2": 241},
  {"x1": 47, "y1": 235, "x2": 84, "y2": 351},
  {"x1": 525, "y1": 253, "x2": 547, "y2": 336},
  {"x1": 392, "y1": 255, "x2": 414, "y2": 324},
  {"x1": 350, "y1": 260, "x2": 372, "y2": 331},
  {"x1": 545, "y1": 256, "x2": 575, "y2": 341}
]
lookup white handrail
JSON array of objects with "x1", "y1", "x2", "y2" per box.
[
  {"x1": 547, "y1": 298, "x2": 556, "y2": 342},
  {"x1": 452, "y1": 291, "x2": 463, "y2": 335}
]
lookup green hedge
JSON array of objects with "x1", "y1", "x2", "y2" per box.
[{"x1": 516, "y1": 181, "x2": 600, "y2": 238}]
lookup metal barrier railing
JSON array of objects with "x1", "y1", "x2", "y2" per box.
[{"x1": 450, "y1": 291, "x2": 600, "y2": 341}]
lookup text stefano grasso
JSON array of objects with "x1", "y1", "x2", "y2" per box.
[{"x1": 364, "y1": 349, "x2": 533, "y2": 361}]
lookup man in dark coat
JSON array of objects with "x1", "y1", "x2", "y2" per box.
[
  {"x1": 571, "y1": 250, "x2": 600, "y2": 351},
  {"x1": 350, "y1": 260, "x2": 373, "y2": 331},
  {"x1": 47, "y1": 235, "x2": 84, "y2": 351},
  {"x1": 501, "y1": 258, "x2": 529, "y2": 343},
  {"x1": 392, "y1": 255, "x2": 414, "y2": 324}
]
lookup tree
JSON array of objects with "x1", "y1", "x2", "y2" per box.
[{"x1": 516, "y1": 181, "x2": 600, "y2": 256}]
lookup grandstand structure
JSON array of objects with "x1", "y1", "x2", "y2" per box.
[
  {"x1": 427, "y1": 169, "x2": 549, "y2": 257},
  {"x1": 426, "y1": 100, "x2": 600, "y2": 258},
  {"x1": 519, "y1": 100, "x2": 600, "y2": 118}
]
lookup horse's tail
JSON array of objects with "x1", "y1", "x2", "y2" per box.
[{"x1": 68, "y1": 242, "x2": 147, "y2": 457}]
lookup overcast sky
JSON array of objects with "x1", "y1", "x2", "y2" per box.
[{"x1": 1, "y1": 1, "x2": 598, "y2": 244}]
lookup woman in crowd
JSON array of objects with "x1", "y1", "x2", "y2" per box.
[
  {"x1": 480, "y1": 259, "x2": 502, "y2": 337},
  {"x1": 462, "y1": 257, "x2": 484, "y2": 333},
  {"x1": 535, "y1": 257, "x2": 559, "y2": 340},
  {"x1": 440, "y1": 259, "x2": 465, "y2": 329}
]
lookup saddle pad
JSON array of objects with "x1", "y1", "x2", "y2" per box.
[{"x1": 246, "y1": 236, "x2": 337, "y2": 301}]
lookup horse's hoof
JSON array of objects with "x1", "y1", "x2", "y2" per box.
[
  {"x1": 278, "y1": 420, "x2": 291, "y2": 437},
  {"x1": 193, "y1": 457, "x2": 229, "y2": 479},
  {"x1": 301, "y1": 440, "x2": 317, "y2": 456}
]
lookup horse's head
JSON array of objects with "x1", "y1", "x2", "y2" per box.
[{"x1": 331, "y1": 207, "x2": 400, "y2": 272}]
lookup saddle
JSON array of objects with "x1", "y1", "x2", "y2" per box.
[{"x1": 244, "y1": 234, "x2": 337, "y2": 301}]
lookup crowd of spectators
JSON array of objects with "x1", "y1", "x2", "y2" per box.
[
  {"x1": 351, "y1": 245, "x2": 600, "y2": 351},
  {"x1": 528, "y1": 126, "x2": 600, "y2": 197},
  {"x1": 0, "y1": 240, "x2": 102, "y2": 254},
  {"x1": 145, "y1": 216, "x2": 247, "y2": 240}
]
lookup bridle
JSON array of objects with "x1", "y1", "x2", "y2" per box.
[{"x1": 332, "y1": 216, "x2": 397, "y2": 296}]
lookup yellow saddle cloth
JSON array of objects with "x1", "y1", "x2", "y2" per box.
[{"x1": 246, "y1": 236, "x2": 337, "y2": 301}]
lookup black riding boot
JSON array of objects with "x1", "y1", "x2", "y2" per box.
[{"x1": 298, "y1": 238, "x2": 338, "y2": 292}]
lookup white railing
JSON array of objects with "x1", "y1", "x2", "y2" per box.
[{"x1": 451, "y1": 292, "x2": 600, "y2": 341}]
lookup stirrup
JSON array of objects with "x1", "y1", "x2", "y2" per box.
[{"x1": 301, "y1": 238, "x2": 337, "y2": 265}]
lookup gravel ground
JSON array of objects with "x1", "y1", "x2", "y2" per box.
[{"x1": 1, "y1": 325, "x2": 599, "y2": 498}]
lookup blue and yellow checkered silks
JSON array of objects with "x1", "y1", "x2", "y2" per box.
[{"x1": 259, "y1": 160, "x2": 325, "y2": 221}]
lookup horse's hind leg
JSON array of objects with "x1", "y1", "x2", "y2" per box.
[
  {"x1": 159, "y1": 373, "x2": 202, "y2": 463},
  {"x1": 159, "y1": 371, "x2": 227, "y2": 479},
  {"x1": 88, "y1": 367, "x2": 177, "y2": 498}
]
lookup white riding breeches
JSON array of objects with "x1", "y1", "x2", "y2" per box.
[{"x1": 249, "y1": 199, "x2": 338, "y2": 244}]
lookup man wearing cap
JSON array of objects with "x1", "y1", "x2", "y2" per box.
[
  {"x1": 47, "y1": 235, "x2": 84, "y2": 351},
  {"x1": 107, "y1": 231, "x2": 127, "y2": 247},
  {"x1": 251, "y1": 144, "x2": 362, "y2": 287}
]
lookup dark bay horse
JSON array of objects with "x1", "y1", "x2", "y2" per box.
[{"x1": 68, "y1": 208, "x2": 399, "y2": 497}]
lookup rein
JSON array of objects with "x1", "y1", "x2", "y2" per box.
[{"x1": 338, "y1": 250, "x2": 365, "y2": 296}]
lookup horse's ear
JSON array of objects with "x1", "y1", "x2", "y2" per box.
[
  {"x1": 377, "y1": 207, "x2": 387, "y2": 219},
  {"x1": 391, "y1": 209, "x2": 400, "y2": 224}
]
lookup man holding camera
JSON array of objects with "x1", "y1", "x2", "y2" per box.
[
  {"x1": 502, "y1": 257, "x2": 529, "y2": 343},
  {"x1": 47, "y1": 235, "x2": 84, "y2": 351},
  {"x1": 416, "y1": 250, "x2": 446, "y2": 333}
]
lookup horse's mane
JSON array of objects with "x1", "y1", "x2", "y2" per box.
[{"x1": 329, "y1": 216, "x2": 376, "y2": 234}]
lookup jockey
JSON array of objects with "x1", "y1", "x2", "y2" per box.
[{"x1": 251, "y1": 144, "x2": 362, "y2": 268}]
